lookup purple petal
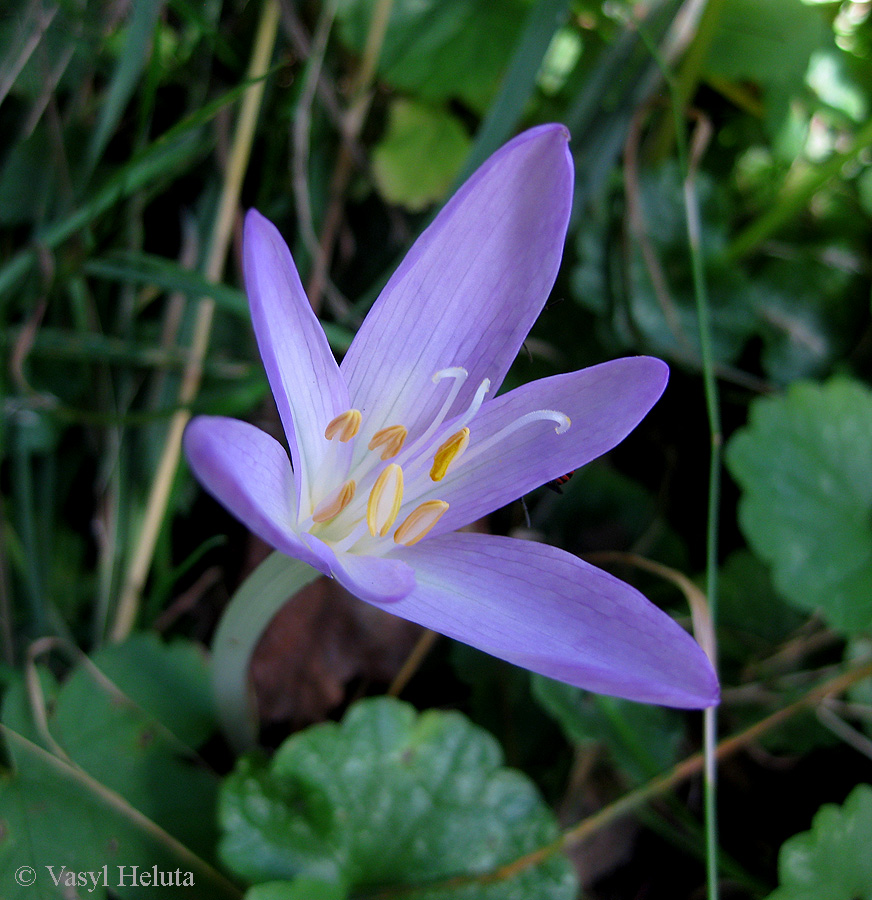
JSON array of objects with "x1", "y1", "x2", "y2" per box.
[
  {"x1": 184, "y1": 416, "x2": 333, "y2": 574},
  {"x1": 305, "y1": 536, "x2": 416, "y2": 604},
  {"x1": 390, "y1": 532, "x2": 719, "y2": 708},
  {"x1": 243, "y1": 210, "x2": 351, "y2": 516},
  {"x1": 341, "y1": 124, "x2": 573, "y2": 451},
  {"x1": 426, "y1": 357, "x2": 668, "y2": 535}
]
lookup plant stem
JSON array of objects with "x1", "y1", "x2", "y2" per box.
[
  {"x1": 211, "y1": 553, "x2": 320, "y2": 751},
  {"x1": 683, "y1": 128, "x2": 722, "y2": 900},
  {"x1": 629, "y1": 17, "x2": 723, "y2": 896}
]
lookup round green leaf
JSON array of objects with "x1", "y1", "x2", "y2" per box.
[
  {"x1": 726, "y1": 378, "x2": 872, "y2": 635},
  {"x1": 372, "y1": 100, "x2": 471, "y2": 211},
  {"x1": 767, "y1": 784, "x2": 872, "y2": 900},
  {"x1": 219, "y1": 697, "x2": 576, "y2": 900},
  {"x1": 0, "y1": 636, "x2": 235, "y2": 900}
]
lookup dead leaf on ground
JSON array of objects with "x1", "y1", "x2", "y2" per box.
[{"x1": 250, "y1": 570, "x2": 422, "y2": 730}]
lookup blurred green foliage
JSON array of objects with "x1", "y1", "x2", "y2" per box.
[{"x1": 2, "y1": 0, "x2": 872, "y2": 897}]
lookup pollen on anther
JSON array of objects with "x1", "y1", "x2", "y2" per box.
[
  {"x1": 430, "y1": 427, "x2": 470, "y2": 481},
  {"x1": 367, "y1": 463, "x2": 404, "y2": 537},
  {"x1": 325, "y1": 409, "x2": 362, "y2": 442},
  {"x1": 368, "y1": 424, "x2": 407, "y2": 460},
  {"x1": 312, "y1": 480, "x2": 356, "y2": 523},
  {"x1": 394, "y1": 500, "x2": 449, "y2": 546}
]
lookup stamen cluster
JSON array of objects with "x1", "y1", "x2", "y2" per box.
[{"x1": 305, "y1": 367, "x2": 570, "y2": 555}]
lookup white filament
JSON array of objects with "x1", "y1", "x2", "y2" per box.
[{"x1": 462, "y1": 409, "x2": 570, "y2": 465}]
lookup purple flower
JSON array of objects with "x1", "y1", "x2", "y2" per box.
[{"x1": 185, "y1": 124, "x2": 718, "y2": 708}]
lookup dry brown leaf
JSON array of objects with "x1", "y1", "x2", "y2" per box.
[{"x1": 250, "y1": 567, "x2": 421, "y2": 729}]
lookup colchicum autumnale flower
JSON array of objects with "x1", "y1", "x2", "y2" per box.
[{"x1": 185, "y1": 124, "x2": 718, "y2": 708}]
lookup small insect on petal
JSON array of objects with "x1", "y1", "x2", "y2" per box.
[
  {"x1": 546, "y1": 470, "x2": 575, "y2": 494},
  {"x1": 394, "y1": 500, "x2": 449, "y2": 546},
  {"x1": 325, "y1": 409, "x2": 362, "y2": 442},
  {"x1": 367, "y1": 463, "x2": 404, "y2": 537}
]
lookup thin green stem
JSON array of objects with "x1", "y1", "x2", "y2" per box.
[
  {"x1": 678, "y1": 98, "x2": 722, "y2": 900},
  {"x1": 674, "y1": 108, "x2": 723, "y2": 900},
  {"x1": 638, "y1": 17, "x2": 723, "y2": 897}
]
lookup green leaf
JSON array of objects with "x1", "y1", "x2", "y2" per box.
[
  {"x1": 2, "y1": 636, "x2": 219, "y2": 856},
  {"x1": 0, "y1": 3, "x2": 96, "y2": 101},
  {"x1": 371, "y1": 100, "x2": 471, "y2": 211},
  {"x1": 572, "y1": 163, "x2": 756, "y2": 364},
  {"x1": 726, "y1": 378, "x2": 872, "y2": 635},
  {"x1": 0, "y1": 325, "x2": 253, "y2": 380},
  {"x1": 453, "y1": 0, "x2": 572, "y2": 183},
  {"x1": 86, "y1": 251, "x2": 251, "y2": 316},
  {"x1": 717, "y1": 551, "x2": 806, "y2": 665},
  {"x1": 245, "y1": 879, "x2": 347, "y2": 900},
  {"x1": 0, "y1": 729, "x2": 135, "y2": 900},
  {"x1": 766, "y1": 784, "x2": 872, "y2": 900},
  {"x1": 0, "y1": 130, "x2": 207, "y2": 300},
  {"x1": 0, "y1": 637, "x2": 238, "y2": 899},
  {"x1": 86, "y1": 0, "x2": 165, "y2": 174},
  {"x1": 749, "y1": 257, "x2": 857, "y2": 385},
  {"x1": 335, "y1": 0, "x2": 527, "y2": 112},
  {"x1": 85, "y1": 252, "x2": 355, "y2": 352},
  {"x1": 0, "y1": 727, "x2": 239, "y2": 900},
  {"x1": 846, "y1": 638, "x2": 872, "y2": 738},
  {"x1": 859, "y1": 167, "x2": 872, "y2": 218},
  {"x1": 220, "y1": 697, "x2": 576, "y2": 900},
  {"x1": 81, "y1": 633, "x2": 216, "y2": 748},
  {"x1": 0, "y1": 127, "x2": 54, "y2": 225},
  {"x1": 531, "y1": 676, "x2": 683, "y2": 782},
  {"x1": 703, "y1": 0, "x2": 831, "y2": 133}
]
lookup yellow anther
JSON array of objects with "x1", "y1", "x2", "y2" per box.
[
  {"x1": 394, "y1": 500, "x2": 449, "y2": 547},
  {"x1": 367, "y1": 464, "x2": 404, "y2": 537},
  {"x1": 368, "y1": 424, "x2": 408, "y2": 460},
  {"x1": 311, "y1": 480, "x2": 356, "y2": 523},
  {"x1": 430, "y1": 427, "x2": 470, "y2": 481},
  {"x1": 324, "y1": 409, "x2": 362, "y2": 442}
]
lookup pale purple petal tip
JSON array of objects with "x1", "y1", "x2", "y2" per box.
[
  {"x1": 341, "y1": 124, "x2": 574, "y2": 451},
  {"x1": 183, "y1": 416, "x2": 332, "y2": 574},
  {"x1": 391, "y1": 533, "x2": 719, "y2": 709}
]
